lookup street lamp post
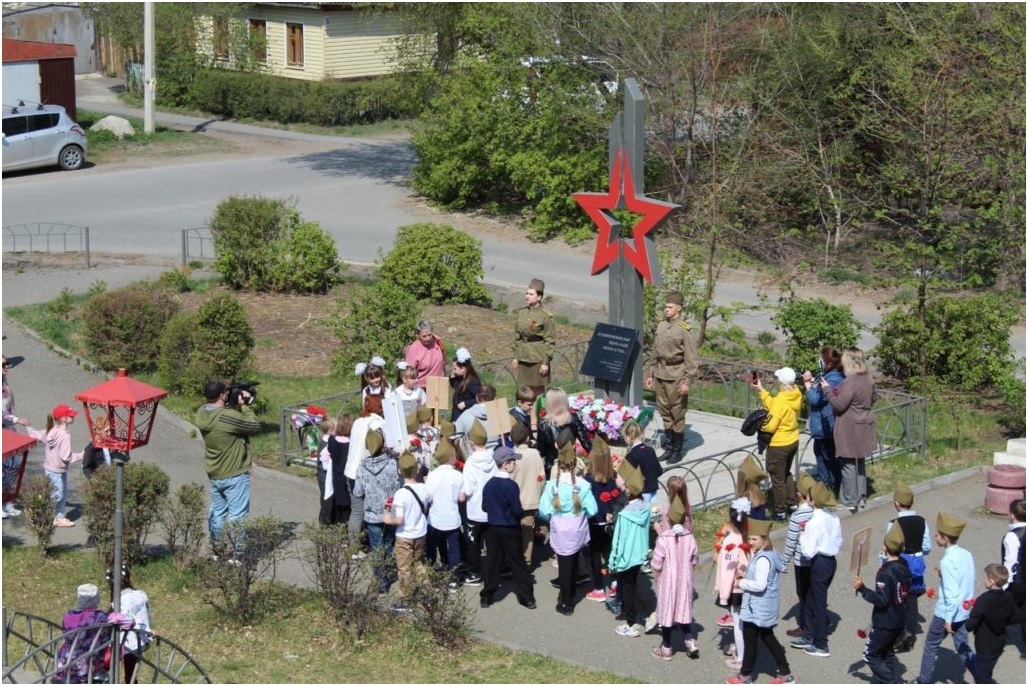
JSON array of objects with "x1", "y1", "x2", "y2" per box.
[{"x1": 75, "y1": 369, "x2": 167, "y2": 683}]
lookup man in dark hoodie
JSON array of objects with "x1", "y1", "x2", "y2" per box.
[
  {"x1": 195, "y1": 379, "x2": 260, "y2": 557},
  {"x1": 353, "y1": 429, "x2": 401, "y2": 593}
]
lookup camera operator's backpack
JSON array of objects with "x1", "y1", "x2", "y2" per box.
[{"x1": 741, "y1": 408, "x2": 774, "y2": 455}]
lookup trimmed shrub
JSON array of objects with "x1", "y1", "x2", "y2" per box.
[
  {"x1": 210, "y1": 196, "x2": 340, "y2": 294},
  {"x1": 157, "y1": 311, "x2": 199, "y2": 394},
  {"x1": 331, "y1": 280, "x2": 420, "y2": 376},
  {"x1": 189, "y1": 292, "x2": 255, "y2": 385},
  {"x1": 210, "y1": 196, "x2": 289, "y2": 290},
  {"x1": 302, "y1": 523, "x2": 383, "y2": 641},
  {"x1": 376, "y1": 223, "x2": 490, "y2": 305},
  {"x1": 269, "y1": 220, "x2": 342, "y2": 294},
  {"x1": 82, "y1": 284, "x2": 180, "y2": 373},
  {"x1": 188, "y1": 68, "x2": 423, "y2": 125},
  {"x1": 82, "y1": 462, "x2": 170, "y2": 565}
]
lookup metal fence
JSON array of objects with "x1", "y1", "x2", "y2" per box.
[
  {"x1": 278, "y1": 341, "x2": 927, "y2": 472},
  {"x1": 181, "y1": 227, "x2": 214, "y2": 267},
  {"x1": 2, "y1": 223, "x2": 90, "y2": 267}
]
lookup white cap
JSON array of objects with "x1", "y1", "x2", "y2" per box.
[
  {"x1": 76, "y1": 583, "x2": 100, "y2": 610},
  {"x1": 774, "y1": 367, "x2": 797, "y2": 384}
]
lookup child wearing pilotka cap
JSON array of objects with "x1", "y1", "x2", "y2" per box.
[
  {"x1": 725, "y1": 517, "x2": 794, "y2": 684},
  {"x1": 911, "y1": 511, "x2": 975, "y2": 684},
  {"x1": 792, "y1": 482, "x2": 842, "y2": 659},
  {"x1": 852, "y1": 524, "x2": 912, "y2": 684}
]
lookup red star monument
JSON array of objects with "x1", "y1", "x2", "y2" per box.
[{"x1": 573, "y1": 147, "x2": 677, "y2": 284}]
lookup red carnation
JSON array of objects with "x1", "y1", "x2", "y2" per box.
[
  {"x1": 715, "y1": 530, "x2": 726, "y2": 538},
  {"x1": 538, "y1": 409, "x2": 547, "y2": 417},
  {"x1": 739, "y1": 543, "x2": 751, "y2": 553},
  {"x1": 611, "y1": 488, "x2": 621, "y2": 498},
  {"x1": 714, "y1": 543, "x2": 722, "y2": 553},
  {"x1": 600, "y1": 492, "x2": 612, "y2": 503},
  {"x1": 926, "y1": 587, "x2": 936, "y2": 599},
  {"x1": 455, "y1": 459, "x2": 465, "y2": 471},
  {"x1": 857, "y1": 628, "x2": 868, "y2": 639},
  {"x1": 410, "y1": 438, "x2": 421, "y2": 447},
  {"x1": 962, "y1": 599, "x2": 976, "y2": 611},
  {"x1": 725, "y1": 543, "x2": 736, "y2": 552},
  {"x1": 537, "y1": 475, "x2": 544, "y2": 483}
]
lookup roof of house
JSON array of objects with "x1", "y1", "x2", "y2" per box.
[{"x1": 2, "y1": 38, "x2": 77, "y2": 63}]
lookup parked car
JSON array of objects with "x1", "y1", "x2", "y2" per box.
[{"x1": 2, "y1": 102, "x2": 87, "y2": 173}]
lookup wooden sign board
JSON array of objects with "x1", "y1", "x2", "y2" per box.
[
  {"x1": 483, "y1": 397, "x2": 511, "y2": 439},
  {"x1": 849, "y1": 526, "x2": 874, "y2": 574},
  {"x1": 425, "y1": 376, "x2": 450, "y2": 410}
]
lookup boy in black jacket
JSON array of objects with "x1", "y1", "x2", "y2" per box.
[
  {"x1": 853, "y1": 525, "x2": 911, "y2": 684},
  {"x1": 965, "y1": 563, "x2": 1014, "y2": 684}
]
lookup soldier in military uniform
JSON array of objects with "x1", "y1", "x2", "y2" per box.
[
  {"x1": 511, "y1": 278, "x2": 556, "y2": 400},
  {"x1": 644, "y1": 291, "x2": 699, "y2": 464}
]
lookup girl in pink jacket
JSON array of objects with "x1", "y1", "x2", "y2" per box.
[
  {"x1": 31, "y1": 404, "x2": 83, "y2": 527},
  {"x1": 714, "y1": 497, "x2": 752, "y2": 669},
  {"x1": 650, "y1": 476, "x2": 700, "y2": 661}
]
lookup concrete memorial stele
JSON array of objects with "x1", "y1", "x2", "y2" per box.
[{"x1": 574, "y1": 78, "x2": 679, "y2": 406}]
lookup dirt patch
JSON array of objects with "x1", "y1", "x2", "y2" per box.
[{"x1": 175, "y1": 283, "x2": 591, "y2": 378}]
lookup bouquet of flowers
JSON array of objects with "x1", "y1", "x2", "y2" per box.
[{"x1": 566, "y1": 394, "x2": 652, "y2": 442}]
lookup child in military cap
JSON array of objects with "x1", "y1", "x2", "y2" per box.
[
  {"x1": 726, "y1": 517, "x2": 794, "y2": 684},
  {"x1": 912, "y1": 512, "x2": 975, "y2": 684},
  {"x1": 885, "y1": 481, "x2": 931, "y2": 653},
  {"x1": 852, "y1": 525, "x2": 913, "y2": 684},
  {"x1": 781, "y1": 472, "x2": 817, "y2": 639},
  {"x1": 424, "y1": 439, "x2": 463, "y2": 587},
  {"x1": 736, "y1": 453, "x2": 769, "y2": 521},
  {"x1": 383, "y1": 451, "x2": 431, "y2": 612},
  {"x1": 650, "y1": 478, "x2": 700, "y2": 661},
  {"x1": 609, "y1": 460, "x2": 653, "y2": 637}
]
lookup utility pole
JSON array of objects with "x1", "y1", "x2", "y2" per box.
[{"x1": 144, "y1": 1, "x2": 155, "y2": 134}]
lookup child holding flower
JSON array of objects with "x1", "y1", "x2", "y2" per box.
[
  {"x1": 852, "y1": 525, "x2": 912, "y2": 684},
  {"x1": 964, "y1": 563, "x2": 1014, "y2": 684},
  {"x1": 585, "y1": 437, "x2": 621, "y2": 602}
]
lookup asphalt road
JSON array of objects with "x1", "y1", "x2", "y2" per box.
[{"x1": 2, "y1": 74, "x2": 1024, "y2": 362}]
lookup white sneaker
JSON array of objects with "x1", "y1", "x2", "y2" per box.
[{"x1": 615, "y1": 623, "x2": 641, "y2": 638}]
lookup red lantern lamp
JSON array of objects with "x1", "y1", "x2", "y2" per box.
[{"x1": 74, "y1": 369, "x2": 167, "y2": 452}]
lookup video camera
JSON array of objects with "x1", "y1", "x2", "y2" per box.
[{"x1": 227, "y1": 380, "x2": 259, "y2": 407}]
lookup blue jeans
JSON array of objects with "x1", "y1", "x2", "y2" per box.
[
  {"x1": 208, "y1": 472, "x2": 251, "y2": 554},
  {"x1": 427, "y1": 526, "x2": 461, "y2": 571},
  {"x1": 812, "y1": 436, "x2": 840, "y2": 492},
  {"x1": 45, "y1": 470, "x2": 68, "y2": 518},
  {"x1": 917, "y1": 615, "x2": 970, "y2": 683},
  {"x1": 365, "y1": 521, "x2": 396, "y2": 592}
]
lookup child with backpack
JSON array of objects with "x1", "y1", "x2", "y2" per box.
[
  {"x1": 383, "y1": 451, "x2": 431, "y2": 613},
  {"x1": 853, "y1": 525, "x2": 912, "y2": 684},
  {"x1": 725, "y1": 518, "x2": 794, "y2": 684},
  {"x1": 884, "y1": 482, "x2": 931, "y2": 653}
]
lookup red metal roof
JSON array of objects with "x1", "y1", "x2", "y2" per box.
[{"x1": 2, "y1": 38, "x2": 77, "y2": 63}]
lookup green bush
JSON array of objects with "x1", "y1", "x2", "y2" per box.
[
  {"x1": 331, "y1": 280, "x2": 421, "y2": 376},
  {"x1": 873, "y1": 293, "x2": 1020, "y2": 392},
  {"x1": 82, "y1": 284, "x2": 180, "y2": 373},
  {"x1": 302, "y1": 523, "x2": 383, "y2": 641},
  {"x1": 210, "y1": 196, "x2": 340, "y2": 294},
  {"x1": 159, "y1": 482, "x2": 208, "y2": 571},
  {"x1": 771, "y1": 297, "x2": 864, "y2": 371},
  {"x1": 269, "y1": 220, "x2": 342, "y2": 294},
  {"x1": 82, "y1": 462, "x2": 171, "y2": 565},
  {"x1": 188, "y1": 292, "x2": 255, "y2": 386},
  {"x1": 210, "y1": 196, "x2": 289, "y2": 290},
  {"x1": 376, "y1": 223, "x2": 490, "y2": 305},
  {"x1": 188, "y1": 68, "x2": 423, "y2": 125},
  {"x1": 157, "y1": 267, "x2": 192, "y2": 293},
  {"x1": 20, "y1": 476, "x2": 56, "y2": 556},
  {"x1": 157, "y1": 311, "x2": 199, "y2": 394}
]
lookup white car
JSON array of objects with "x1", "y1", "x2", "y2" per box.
[{"x1": 2, "y1": 102, "x2": 88, "y2": 173}]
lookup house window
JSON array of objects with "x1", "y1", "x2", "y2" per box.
[
  {"x1": 213, "y1": 17, "x2": 230, "y2": 60},
  {"x1": 249, "y1": 18, "x2": 267, "y2": 63},
  {"x1": 286, "y1": 22, "x2": 304, "y2": 67}
]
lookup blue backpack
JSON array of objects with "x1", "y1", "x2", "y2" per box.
[{"x1": 901, "y1": 553, "x2": 927, "y2": 594}]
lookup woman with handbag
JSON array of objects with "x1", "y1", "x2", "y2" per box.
[
  {"x1": 823, "y1": 347, "x2": 877, "y2": 513},
  {"x1": 538, "y1": 442, "x2": 598, "y2": 616}
]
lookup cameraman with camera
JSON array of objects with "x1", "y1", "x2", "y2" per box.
[{"x1": 196, "y1": 379, "x2": 261, "y2": 559}]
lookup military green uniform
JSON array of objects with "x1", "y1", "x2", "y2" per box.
[
  {"x1": 513, "y1": 305, "x2": 556, "y2": 389},
  {"x1": 646, "y1": 315, "x2": 699, "y2": 437}
]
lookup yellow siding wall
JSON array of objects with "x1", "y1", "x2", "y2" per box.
[{"x1": 244, "y1": 6, "x2": 401, "y2": 81}]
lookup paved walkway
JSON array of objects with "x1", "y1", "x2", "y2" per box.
[{"x1": 3, "y1": 275, "x2": 1025, "y2": 684}]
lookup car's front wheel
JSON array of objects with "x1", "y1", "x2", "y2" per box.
[{"x1": 58, "y1": 145, "x2": 85, "y2": 171}]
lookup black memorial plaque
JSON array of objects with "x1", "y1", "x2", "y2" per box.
[{"x1": 580, "y1": 323, "x2": 639, "y2": 383}]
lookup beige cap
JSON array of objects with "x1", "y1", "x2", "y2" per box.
[
  {"x1": 468, "y1": 419, "x2": 488, "y2": 447},
  {"x1": 894, "y1": 482, "x2": 914, "y2": 508}
]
